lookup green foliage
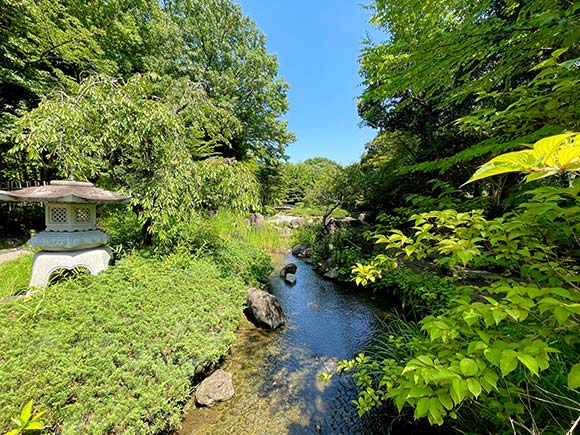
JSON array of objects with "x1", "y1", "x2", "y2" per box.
[
  {"x1": 0, "y1": 0, "x2": 294, "y2": 179},
  {"x1": 210, "y1": 238, "x2": 272, "y2": 288},
  {"x1": 0, "y1": 253, "x2": 33, "y2": 298},
  {"x1": 282, "y1": 158, "x2": 341, "y2": 204},
  {"x1": 10, "y1": 73, "x2": 213, "y2": 182},
  {"x1": 0, "y1": 251, "x2": 254, "y2": 433},
  {"x1": 5, "y1": 400, "x2": 46, "y2": 435},
  {"x1": 370, "y1": 267, "x2": 461, "y2": 317},
  {"x1": 98, "y1": 208, "x2": 143, "y2": 253},
  {"x1": 465, "y1": 132, "x2": 580, "y2": 185},
  {"x1": 346, "y1": 146, "x2": 580, "y2": 431},
  {"x1": 210, "y1": 209, "x2": 287, "y2": 252},
  {"x1": 304, "y1": 164, "x2": 362, "y2": 224},
  {"x1": 357, "y1": 0, "x2": 580, "y2": 213},
  {"x1": 159, "y1": 0, "x2": 295, "y2": 161},
  {"x1": 290, "y1": 222, "x2": 320, "y2": 248},
  {"x1": 189, "y1": 158, "x2": 260, "y2": 213}
]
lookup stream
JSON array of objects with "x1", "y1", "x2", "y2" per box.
[{"x1": 178, "y1": 253, "x2": 403, "y2": 434}]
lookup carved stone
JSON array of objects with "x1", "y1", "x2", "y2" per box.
[
  {"x1": 29, "y1": 247, "x2": 112, "y2": 288},
  {"x1": 29, "y1": 230, "x2": 109, "y2": 251}
]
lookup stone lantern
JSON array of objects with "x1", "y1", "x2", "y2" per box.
[{"x1": 0, "y1": 180, "x2": 129, "y2": 287}]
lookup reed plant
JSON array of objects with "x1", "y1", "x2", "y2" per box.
[{"x1": 210, "y1": 208, "x2": 288, "y2": 252}]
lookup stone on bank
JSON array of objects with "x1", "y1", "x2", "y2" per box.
[{"x1": 195, "y1": 369, "x2": 235, "y2": 407}]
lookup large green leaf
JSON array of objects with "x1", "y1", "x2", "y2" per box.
[{"x1": 463, "y1": 133, "x2": 580, "y2": 185}]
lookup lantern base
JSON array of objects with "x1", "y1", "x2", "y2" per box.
[
  {"x1": 29, "y1": 229, "x2": 109, "y2": 251},
  {"x1": 29, "y1": 246, "x2": 112, "y2": 288}
]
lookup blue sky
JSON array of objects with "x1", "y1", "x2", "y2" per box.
[{"x1": 236, "y1": 1, "x2": 382, "y2": 165}]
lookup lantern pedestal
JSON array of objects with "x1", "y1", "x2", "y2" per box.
[{"x1": 29, "y1": 247, "x2": 112, "y2": 288}]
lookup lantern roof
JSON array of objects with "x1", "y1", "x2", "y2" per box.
[{"x1": 0, "y1": 180, "x2": 129, "y2": 204}]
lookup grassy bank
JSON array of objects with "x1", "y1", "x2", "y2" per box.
[{"x1": 0, "y1": 238, "x2": 271, "y2": 433}]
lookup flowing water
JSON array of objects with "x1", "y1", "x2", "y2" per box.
[{"x1": 178, "y1": 253, "x2": 413, "y2": 434}]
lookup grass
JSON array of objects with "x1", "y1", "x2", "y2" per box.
[
  {"x1": 0, "y1": 242, "x2": 271, "y2": 434},
  {"x1": 0, "y1": 252, "x2": 33, "y2": 298},
  {"x1": 211, "y1": 208, "x2": 288, "y2": 252}
]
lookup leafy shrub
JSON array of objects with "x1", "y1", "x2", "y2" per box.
[
  {"x1": 189, "y1": 157, "x2": 260, "y2": 213},
  {"x1": 291, "y1": 222, "x2": 320, "y2": 247},
  {"x1": 372, "y1": 267, "x2": 462, "y2": 317},
  {"x1": 348, "y1": 181, "x2": 580, "y2": 431},
  {"x1": 98, "y1": 208, "x2": 143, "y2": 253},
  {"x1": 0, "y1": 252, "x2": 249, "y2": 434},
  {"x1": 210, "y1": 209, "x2": 287, "y2": 252},
  {"x1": 209, "y1": 237, "x2": 272, "y2": 288}
]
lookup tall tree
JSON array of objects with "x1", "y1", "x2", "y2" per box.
[
  {"x1": 157, "y1": 0, "x2": 294, "y2": 161},
  {"x1": 357, "y1": 0, "x2": 580, "y2": 208}
]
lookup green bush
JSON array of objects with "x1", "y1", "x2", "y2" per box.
[
  {"x1": 210, "y1": 237, "x2": 272, "y2": 288},
  {"x1": 0, "y1": 253, "x2": 33, "y2": 298},
  {"x1": 373, "y1": 267, "x2": 462, "y2": 317},
  {"x1": 98, "y1": 208, "x2": 143, "y2": 253},
  {"x1": 290, "y1": 222, "x2": 320, "y2": 247},
  {"x1": 0, "y1": 252, "x2": 248, "y2": 434},
  {"x1": 210, "y1": 209, "x2": 287, "y2": 252}
]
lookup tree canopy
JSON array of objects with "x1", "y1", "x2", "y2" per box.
[
  {"x1": 356, "y1": 0, "x2": 580, "y2": 210},
  {"x1": 0, "y1": 0, "x2": 294, "y2": 184}
]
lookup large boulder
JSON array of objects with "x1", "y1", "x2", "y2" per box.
[
  {"x1": 246, "y1": 287, "x2": 285, "y2": 329},
  {"x1": 279, "y1": 262, "x2": 297, "y2": 278},
  {"x1": 195, "y1": 369, "x2": 235, "y2": 407}
]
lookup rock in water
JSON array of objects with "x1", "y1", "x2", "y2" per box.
[
  {"x1": 291, "y1": 244, "x2": 308, "y2": 258},
  {"x1": 323, "y1": 268, "x2": 339, "y2": 280},
  {"x1": 279, "y1": 262, "x2": 298, "y2": 278},
  {"x1": 246, "y1": 287, "x2": 285, "y2": 329},
  {"x1": 196, "y1": 369, "x2": 234, "y2": 407},
  {"x1": 284, "y1": 273, "x2": 297, "y2": 284}
]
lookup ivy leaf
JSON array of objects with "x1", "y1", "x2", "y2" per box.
[
  {"x1": 517, "y1": 354, "x2": 540, "y2": 376},
  {"x1": 500, "y1": 350, "x2": 518, "y2": 376},
  {"x1": 460, "y1": 358, "x2": 478, "y2": 377},
  {"x1": 568, "y1": 363, "x2": 580, "y2": 390}
]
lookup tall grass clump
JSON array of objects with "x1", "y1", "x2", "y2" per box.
[
  {"x1": 210, "y1": 208, "x2": 288, "y2": 252},
  {"x1": 0, "y1": 252, "x2": 33, "y2": 298}
]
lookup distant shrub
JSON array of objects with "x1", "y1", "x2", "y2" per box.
[
  {"x1": 210, "y1": 209, "x2": 287, "y2": 252},
  {"x1": 373, "y1": 267, "x2": 462, "y2": 317},
  {"x1": 98, "y1": 208, "x2": 142, "y2": 253}
]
